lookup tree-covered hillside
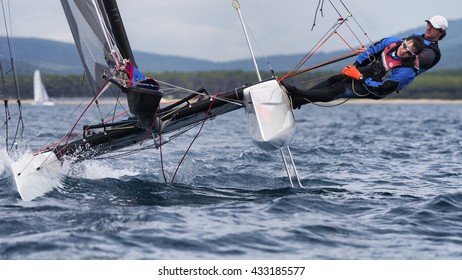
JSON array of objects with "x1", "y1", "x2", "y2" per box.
[{"x1": 2, "y1": 69, "x2": 462, "y2": 100}]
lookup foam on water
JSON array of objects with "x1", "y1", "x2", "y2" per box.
[
  {"x1": 65, "y1": 159, "x2": 140, "y2": 180},
  {"x1": 58, "y1": 147, "x2": 200, "y2": 185},
  {"x1": 0, "y1": 148, "x2": 11, "y2": 175}
]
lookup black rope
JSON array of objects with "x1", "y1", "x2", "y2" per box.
[
  {"x1": 1, "y1": 59, "x2": 11, "y2": 151},
  {"x1": 1, "y1": 0, "x2": 25, "y2": 153},
  {"x1": 338, "y1": 0, "x2": 374, "y2": 45},
  {"x1": 311, "y1": 0, "x2": 325, "y2": 31},
  {"x1": 328, "y1": 0, "x2": 343, "y2": 18},
  {"x1": 286, "y1": 0, "x2": 374, "y2": 83}
]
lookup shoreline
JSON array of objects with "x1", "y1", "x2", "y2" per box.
[
  {"x1": 12, "y1": 98, "x2": 462, "y2": 105},
  {"x1": 332, "y1": 99, "x2": 462, "y2": 105}
]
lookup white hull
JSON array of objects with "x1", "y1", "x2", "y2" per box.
[
  {"x1": 11, "y1": 151, "x2": 62, "y2": 201},
  {"x1": 244, "y1": 80, "x2": 295, "y2": 151}
]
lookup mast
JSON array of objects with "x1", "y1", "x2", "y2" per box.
[
  {"x1": 99, "y1": 0, "x2": 136, "y2": 66},
  {"x1": 232, "y1": 0, "x2": 261, "y2": 81}
]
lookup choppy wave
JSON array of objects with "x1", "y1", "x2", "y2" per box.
[{"x1": 1, "y1": 104, "x2": 462, "y2": 259}]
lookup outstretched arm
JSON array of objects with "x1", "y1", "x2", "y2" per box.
[{"x1": 355, "y1": 37, "x2": 401, "y2": 66}]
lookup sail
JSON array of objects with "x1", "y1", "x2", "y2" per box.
[
  {"x1": 33, "y1": 70, "x2": 54, "y2": 106},
  {"x1": 60, "y1": 0, "x2": 123, "y2": 94},
  {"x1": 61, "y1": 0, "x2": 162, "y2": 127}
]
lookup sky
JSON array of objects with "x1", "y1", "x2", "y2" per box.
[{"x1": 1, "y1": 0, "x2": 461, "y2": 62}]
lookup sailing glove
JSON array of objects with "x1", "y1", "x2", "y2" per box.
[{"x1": 342, "y1": 65, "x2": 363, "y2": 81}]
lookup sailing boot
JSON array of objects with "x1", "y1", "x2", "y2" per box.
[
  {"x1": 281, "y1": 81, "x2": 312, "y2": 109},
  {"x1": 291, "y1": 96, "x2": 311, "y2": 109}
]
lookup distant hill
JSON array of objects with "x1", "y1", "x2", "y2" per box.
[{"x1": 1, "y1": 18, "x2": 461, "y2": 75}]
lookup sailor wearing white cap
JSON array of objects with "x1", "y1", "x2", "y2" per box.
[{"x1": 417, "y1": 15, "x2": 448, "y2": 75}]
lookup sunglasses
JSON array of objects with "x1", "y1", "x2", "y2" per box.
[{"x1": 402, "y1": 41, "x2": 416, "y2": 56}]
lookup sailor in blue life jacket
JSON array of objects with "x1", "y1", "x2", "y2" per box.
[
  {"x1": 284, "y1": 35, "x2": 425, "y2": 109},
  {"x1": 415, "y1": 15, "x2": 448, "y2": 75}
]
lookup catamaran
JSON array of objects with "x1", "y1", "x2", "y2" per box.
[{"x1": 7, "y1": 0, "x2": 369, "y2": 201}]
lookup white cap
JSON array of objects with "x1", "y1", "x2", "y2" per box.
[{"x1": 426, "y1": 15, "x2": 448, "y2": 31}]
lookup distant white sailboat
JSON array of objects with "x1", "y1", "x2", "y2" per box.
[{"x1": 33, "y1": 70, "x2": 54, "y2": 106}]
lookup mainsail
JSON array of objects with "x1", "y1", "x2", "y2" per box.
[
  {"x1": 61, "y1": 0, "x2": 122, "y2": 93},
  {"x1": 61, "y1": 0, "x2": 162, "y2": 128}
]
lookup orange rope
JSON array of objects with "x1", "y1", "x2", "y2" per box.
[
  {"x1": 343, "y1": 21, "x2": 365, "y2": 48},
  {"x1": 281, "y1": 9, "x2": 372, "y2": 82},
  {"x1": 281, "y1": 31, "x2": 336, "y2": 81},
  {"x1": 279, "y1": 51, "x2": 359, "y2": 80},
  {"x1": 335, "y1": 32, "x2": 360, "y2": 53}
]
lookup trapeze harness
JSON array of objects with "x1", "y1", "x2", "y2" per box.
[
  {"x1": 350, "y1": 41, "x2": 420, "y2": 98},
  {"x1": 417, "y1": 35, "x2": 441, "y2": 75},
  {"x1": 421, "y1": 40, "x2": 441, "y2": 69}
]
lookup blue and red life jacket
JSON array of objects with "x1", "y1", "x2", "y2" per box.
[{"x1": 380, "y1": 42, "x2": 419, "y2": 73}]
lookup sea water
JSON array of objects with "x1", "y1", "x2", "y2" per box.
[{"x1": 1, "y1": 102, "x2": 462, "y2": 259}]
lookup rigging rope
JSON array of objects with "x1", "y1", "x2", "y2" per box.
[
  {"x1": 158, "y1": 80, "x2": 243, "y2": 107},
  {"x1": 1, "y1": 0, "x2": 24, "y2": 153},
  {"x1": 171, "y1": 95, "x2": 217, "y2": 183},
  {"x1": 311, "y1": 0, "x2": 325, "y2": 31},
  {"x1": 41, "y1": 79, "x2": 113, "y2": 163},
  {"x1": 157, "y1": 93, "x2": 219, "y2": 184},
  {"x1": 338, "y1": 0, "x2": 374, "y2": 44},
  {"x1": 282, "y1": 0, "x2": 373, "y2": 82},
  {"x1": 1, "y1": 57, "x2": 10, "y2": 151}
]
